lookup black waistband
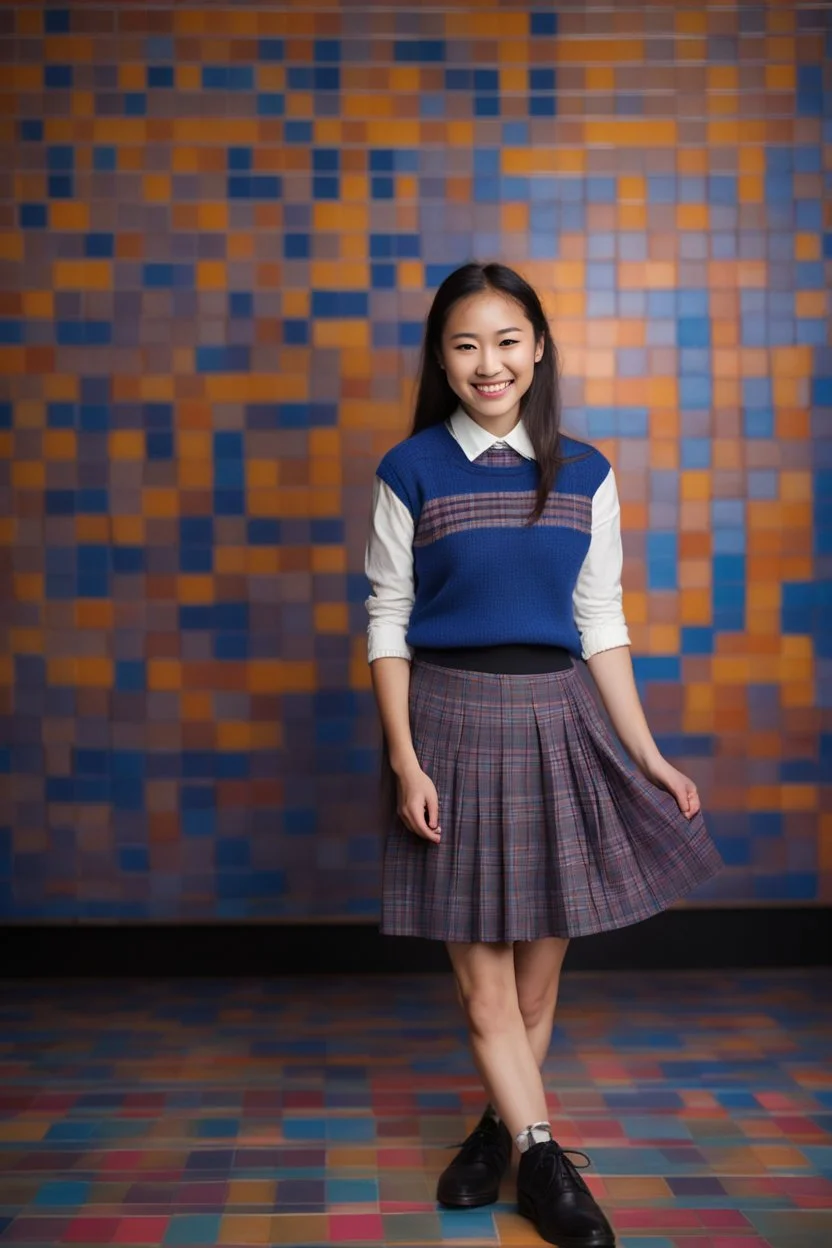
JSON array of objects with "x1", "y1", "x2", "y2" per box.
[{"x1": 413, "y1": 644, "x2": 573, "y2": 675}]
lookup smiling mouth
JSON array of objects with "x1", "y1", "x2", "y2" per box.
[{"x1": 472, "y1": 380, "x2": 514, "y2": 395}]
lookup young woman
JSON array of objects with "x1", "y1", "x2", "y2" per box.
[{"x1": 364, "y1": 262, "x2": 722, "y2": 1247}]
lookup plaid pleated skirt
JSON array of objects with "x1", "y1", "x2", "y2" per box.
[{"x1": 381, "y1": 658, "x2": 723, "y2": 943}]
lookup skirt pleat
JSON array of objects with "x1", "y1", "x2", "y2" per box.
[{"x1": 381, "y1": 659, "x2": 723, "y2": 943}]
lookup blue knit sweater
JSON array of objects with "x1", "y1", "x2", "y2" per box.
[{"x1": 376, "y1": 423, "x2": 611, "y2": 656}]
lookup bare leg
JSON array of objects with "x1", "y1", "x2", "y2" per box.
[
  {"x1": 446, "y1": 941, "x2": 548, "y2": 1141},
  {"x1": 514, "y1": 936, "x2": 570, "y2": 1068}
]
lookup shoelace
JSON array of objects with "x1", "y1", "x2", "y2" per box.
[
  {"x1": 449, "y1": 1121, "x2": 504, "y2": 1159},
  {"x1": 536, "y1": 1143, "x2": 593, "y2": 1196}
]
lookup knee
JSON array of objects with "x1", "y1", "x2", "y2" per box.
[
  {"x1": 456, "y1": 980, "x2": 520, "y2": 1038},
  {"x1": 516, "y1": 981, "x2": 557, "y2": 1032}
]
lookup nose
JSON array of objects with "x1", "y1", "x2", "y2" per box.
[{"x1": 475, "y1": 348, "x2": 501, "y2": 376}]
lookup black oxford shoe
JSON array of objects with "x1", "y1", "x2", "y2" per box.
[
  {"x1": 436, "y1": 1112, "x2": 513, "y2": 1208},
  {"x1": 517, "y1": 1139, "x2": 615, "y2": 1247}
]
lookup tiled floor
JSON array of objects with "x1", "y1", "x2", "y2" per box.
[{"x1": 0, "y1": 970, "x2": 830, "y2": 1246}]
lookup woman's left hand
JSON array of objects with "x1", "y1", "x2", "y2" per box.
[{"x1": 640, "y1": 756, "x2": 701, "y2": 820}]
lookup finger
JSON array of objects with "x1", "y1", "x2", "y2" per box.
[
  {"x1": 679, "y1": 784, "x2": 698, "y2": 819},
  {"x1": 407, "y1": 800, "x2": 441, "y2": 843},
  {"x1": 670, "y1": 782, "x2": 691, "y2": 817},
  {"x1": 425, "y1": 787, "x2": 440, "y2": 832}
]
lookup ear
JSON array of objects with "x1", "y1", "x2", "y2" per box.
[{"x1": 534, "y1": 338, "x2": 544, "y2": 364}]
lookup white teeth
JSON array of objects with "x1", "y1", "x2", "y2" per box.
[{"x1": 474, "y1": 381, "x2": 512, "y2": 394}]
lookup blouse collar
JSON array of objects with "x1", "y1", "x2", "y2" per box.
[{"x1": 447, "y1": 406, "x2": 536, "y2": 462}]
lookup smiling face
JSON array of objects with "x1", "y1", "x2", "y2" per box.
[{"x1": 438, "y1": 289, "x2": 544, "y2": 435}]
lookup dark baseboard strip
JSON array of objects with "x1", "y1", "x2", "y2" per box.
[{"x1": 3, "y1": 907, "x2": 831, "y2": 976}]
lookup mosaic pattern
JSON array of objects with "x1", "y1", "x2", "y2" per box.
[
  {"x1": 0, "y1": 971, "x2": 830, "y2": 1246},
  {"x1": 1, "y1": 0, "x2": 831, "y2": 919}
]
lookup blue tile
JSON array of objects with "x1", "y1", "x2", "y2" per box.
[
  {"x1": 229, "y1": 291, "x2": 253, "y2": 319},
  {"x1": 258, "y1": 39, "x2": 284, "y2": 60},
  {"x1": 196, "y1": 346, "x2": 250, "y2": 372},
  {"x1": 257, "y1": 93, "x2": 284, "y2": 117},
  {"x1": 19, "y1": 119, "x2": 44, "y2": 141},
  {"x1": 632, "y1": 656, "x2": 680, "y2": 681},
  {"x1": 314, "y1": 39, "x2": 341, "y2": 61},
  {"x1": 44, "y1": 8, "x2": 71, "y2": 33},
  {"x1": 394, "y1": 39, "x2": 446, "y2": 63},
  {"x1": 311, "y1": 291, "x2": 368, "y2": 318},
  {"x1": 284, "y1": 121, "x2": 312, "y2": 144},
  {"x1": 530, "y1": 11, "x2": 558, "y2": 35},
  {"x1": 797, "y1": 64, "x2": 823, "y2": 115},
  {"x1": 93, "y1": 146, "x2": 116, "y2": 171},
  {"x1": 115, "y1": 661, "x2": 145, "y2": 692},
  {"x1": 681, "y1": 438, "x2": 711, "y2": 469},
  {"x1": 20, "y1": 203, "x2": 48, "y2": 228},
  {"x1": 439, "y1": 1208, "x2": 498, "y2": 1240},
  {"x1": 147, "y1": 65, "x2": 174, "y2": 88},
  {"x1": 227, "y1": 147, "x2": 251, "y2": 171},
  {"x1": 44, "y1": 64, "x2": 73, "y2": 88},
  {"x1": 743, "y1": 408, "x2": 775, "y2": 439},
  {"x1": 529, "y1": 95, "x2": 556, "y2": 116},
  {"x1": 681, "y1": 627, "x2": 714, "y2": 655},
  {"x1": 124, "y1": 93, "x2": 147, "y2": 116}
]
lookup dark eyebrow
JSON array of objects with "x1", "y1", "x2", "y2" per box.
[{"x1": 448, "y1": 327, "x2": 524, "y2": 340}]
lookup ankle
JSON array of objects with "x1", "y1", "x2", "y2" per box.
[{"x1": 514, "y1": 1121, "x2": 553, "y2": 1152}]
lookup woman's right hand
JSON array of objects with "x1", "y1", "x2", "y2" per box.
[{"x1": 395, "y1": 763, "x2": 441, "y2": 843}]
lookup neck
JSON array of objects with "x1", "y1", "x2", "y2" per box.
[{"x1": 460, "y1": 403, "x2": 523, "y2": 439}]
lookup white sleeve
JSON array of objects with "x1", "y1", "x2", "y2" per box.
[
  {"x1": 572, "y1": 467, "x2": 631, "y2": 661},
  {"x1": 364, "y1": 476, "x2": 415, "y2": 663}
]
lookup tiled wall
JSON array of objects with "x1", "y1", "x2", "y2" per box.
[{"x1": 2, "y1": 1, "x2": 830, "y2": 920}]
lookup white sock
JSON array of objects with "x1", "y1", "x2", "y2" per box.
[{"x1": 515, "y1": 1121, "x2": 553, "y2": 1152}]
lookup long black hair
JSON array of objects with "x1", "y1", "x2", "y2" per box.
[{"x1": 411, "y1": 262, "x2": 565, "y2": 522}]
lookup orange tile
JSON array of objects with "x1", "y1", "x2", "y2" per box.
[
  {"x1": 148, "y1": 660, "x2": 181, "y2": 691},
  {"x1": 47, "y1": 658, "x2": 75, "y2": 686},
  {"x1": 311, "y1": 547, "x2": 346, "y2": 575},
  {"x1": 677, "y1": 204, "x2": 709, "y2": 231},
  {"x1": 144, "y1": 173, "x2": 170, "y2": 201},
  {"x1": 177, "y1": 576, "x2": 215, "y2": 604},
  {"x1": 111, "y1": 516, "x2": 144, "y2": 544},
  {"x1": 10, "y1": 628, "x2": 42, "y2": 655},
  {"x1": 314, "y1": 603, "x2": 349, "y2": 633},
  {"x1": 586, "y1": 66, "x2": 615, "y2": 90},
  {"x1": 43, "y1": 430, "x2": 76, "y2": 460},
  {"x1": 76, "y1": 602, "x2": 114, "y2": 630},
  {"x1": 53, "y1": 261, "x2": 112, "y2": 290},
  {"x1": 12, "y1": 461, "x2": 44, "y2": 489},
  {"x1": 75, "y1": 517, "x2": 109, "y2": 543},
  {"x1": 738, "y1": 175, "x2": 764, "y2": 203},
  {"x1": 795, "y1": 233, "x2": 821, "y2": 261},
  {"x1": 679, "y1": 559, "x2": 710, "y2": 589},
  {"x1": 678, "y1": 37, "x2": 707, "y2": 62},
  {"x1": 50, "y1": 202, "x2": 89, "y2": 230},
  {"x1": 181, "y1": 691, "x2": 212, "y2": 720},
  {"x1": 196, "y1": 261, "x2": 227, "y2": 290},
  {"x1": 215, "y1": 547, "x2": 248, "y2": 575},
  {"x1": 23, "y1": 290, "x2": 54, "y2": 318},
  {"x1": 14, "y1": 572, "x2": 43, "y2": 601},
  {"x1": 109, "y1": 431, "x2": 144, "y2": 460},
  {"x1": 796, "y1": 290, "x2": 827, "y2": 318},
  {"x1": 585, "y1": 378, "x2": 614, "y2": 405},
  {"x1": 247, "y1": 549, "x2": 280, "y2": 575},
  {"x1": 143, "y1": 489, "x2": 179, "y2": 518},
  {"x1": 680, "y1": 589, "x2": 711, "y2": 624},
  {"x1": 76, "y1": 659, "x2": 113, "y2": 687},
  {"x1": 313, "y1": 321, "x2": 369, "y2": 350},
  {"x1": 766, "y1": 63, "x2": 795, "y2": 91}
]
